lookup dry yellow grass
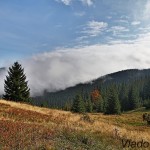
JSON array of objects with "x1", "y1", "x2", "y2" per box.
[{"x1": 0, "y1": 99, "x2": 150, "y2": 149}]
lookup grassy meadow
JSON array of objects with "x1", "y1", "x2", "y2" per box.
[{"x1": 0, "y1": 99, "x2": 149, "y2": 150}]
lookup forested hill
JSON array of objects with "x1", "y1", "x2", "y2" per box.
[
  {"x1": 100, "y1": 69, "x2": 150, "y2": 84},
  {"x1": 33, "y1": 69, "x2": 150, "y2": 108}
]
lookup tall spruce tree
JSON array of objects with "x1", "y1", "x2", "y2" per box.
[
  {"x1": 97, "y1": 96, "x2": 104, "y2": 112},
  {"x1": 119, "y1": 83, "x2": 129, "y2": 111},
  {"x1": 71, "y1": 94, "x2": 85, "y2": 113},
  {"x1": 145, "y1": 99, "x2": 150, "y2": 109},
  {"x1": 104, "y1": 86, "x2": 121, "y2": 115},
  {"x1": 86, "y1": 98, "x2": 93, "y2": 113},
  {"x1": 3, "y1": 62, "x2": 30, "y2": 102},
  {"x1": 143, "y1": 79, "x2": 150, "y2": 100},
  {"x1": 128, "y1": 86, "x2": 140, "y2": 110}
]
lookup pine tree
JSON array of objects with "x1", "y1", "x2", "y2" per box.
[
  {"x1": 64, "y1": 100, "x2": 72, "y2": 111},
  {"x1": 119, "y1": 83, "x2": 129, "y2": 111},
  {"x1": 128, "y1": 86, "x2": 140, "y2": 110},
  {"x1": 97, "y1": 96, "x2": 104, "y2": 112},
  {"x1": 86, "y1": 98, "x2": 93, "y2": 113},
  {"x1": 71, "y1": 94, "x2": 85, "y2": 113},
  {"x1": 145, "y1": 99, "x2": 150, "y2": 109},
  {"x1": 102, "y1": 87, "x2": 109, "y2": 113},
  {"x1": 105, "y1": 86, "x2": 121, "y2": 115},
  {"x1": 3, "y1": 62, "x2": 30, "y2": 102},
  {"x1": 143, "y1": 79, "x2": 150, "y2": 100}
]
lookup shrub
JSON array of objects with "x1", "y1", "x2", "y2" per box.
[{"x1": 80, "y1": 114, "x2": 94, "y2": 123}]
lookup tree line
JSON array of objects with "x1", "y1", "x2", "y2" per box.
[{"x1": 69, "y1": 79, "x2": 150, "y2": 114}]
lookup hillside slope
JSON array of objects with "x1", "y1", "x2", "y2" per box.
[
  {"x1": 33, "y1": 69, "x2": 150, "y2": 108},
  {"x1": 0, "y1": 99, "x2": 150, "y2": 150}
]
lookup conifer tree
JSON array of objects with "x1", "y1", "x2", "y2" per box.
[
  {"x1": 102, "y1": 87, "x2": 109, "y2": 113},
  {"x1": 119, "y1": 83, "x2": 129, "y2": 111},
  {"x1": 3, "y1": 62, "x2": 30, "y2": 102},
  {"x1": 64, "y1": 100, "x2": 72, "y2": 111},
  {"x1": 86, "y1": 98, "x2": 93, "y2": 113},
  {"x1": 143, "y1": 79, "x2": 150, "y2": 100},
  {"x1": 145, "y1": 99, "x2": 150, "y2": 109},
  {"x1": 71, "y1": 94, "x2": 85, "y2": 113},
  {"x1": 105, "y1": 86, "x2": 121, "y2": 115},
  {"x1": 97, "y1": 96, "x2": 104, "y2": 112},
  {"x1": 128, "y1": 86, "x2": 140, "y2": 110}
]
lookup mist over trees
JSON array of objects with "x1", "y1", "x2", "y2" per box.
[
  {"x1": 33, "y1": 69, "x2": 150, "y2": 114},
  {"x1": 1, "y1": 64, "x2": 150, "y2": 115}
]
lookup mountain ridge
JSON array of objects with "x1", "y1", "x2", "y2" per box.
[{"x1": 33, "y1": 68, "x2": 150, "y2": 108}]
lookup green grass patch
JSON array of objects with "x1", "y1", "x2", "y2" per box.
[{"x1": 54, "y1": 127, "x2": 123, "y2": 150}]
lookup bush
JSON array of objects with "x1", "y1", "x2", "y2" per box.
[
  {"x1": 80, "y1": 114, "x2": 94, "y2": 123},
  {"x1": 143, "y1": 99, "x2": 150, "y2": 109}
]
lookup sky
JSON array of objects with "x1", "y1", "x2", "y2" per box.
[{"x1": 1, "y1": 0, "x2": 150, "y2": 95}]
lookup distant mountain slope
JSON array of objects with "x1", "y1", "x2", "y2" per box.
[
  {"x1": 33, "y1": 69, "x2": 150, "y2": 108},
  {"x1": 0, "y1": 67, "x2": 6, "y2": 74},
  {"x1": 0, "y1": 67, "x2": 6, "y2": 97}
]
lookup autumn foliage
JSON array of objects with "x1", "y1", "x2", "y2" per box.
[{"x1": 91, "y1": 89, "x2": 101, "y2": 103}]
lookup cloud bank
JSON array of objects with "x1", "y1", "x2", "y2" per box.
[
  {"x1": 1, "y1": 32, "x2": 150, "y2": 96},
  {"x1": 22, "y1": 32, "x2": 150, "y2": 96}
]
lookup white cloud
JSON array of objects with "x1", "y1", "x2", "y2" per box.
[
  {"x1": 120, "y1": 15, "x2": 130, "y2": 19},
  {"x1": 139, "y1": 26, "x2": 150, "y2": 33},
  {"x1": 107, "y1": 16, "x2": 112, "y2": 19},
  {"x1": 55, "y1": 0, "x2": 72, "y2": 5},
  {"x1": 80, "y1": 0, "x2": 93, "y2": 6},
  {"x1": 115, "y1": 19, "x2": 129, "y2": 24},
  {"x1": 74, "y1": 11, "x2": 85, "y2": 17},
  {"x1": 135, "y1": 0, "x2": 150, "y2": 21},
  {"x1": 143, "y1": 0, "x2": 150, "y2": 20},
  {"x1": 55, "y1": 0, "x2": 94, "y2": 6},
  {"x1": 110, "y1": 26, "x2": 129, "y2": 32},
  {"x1": 131, "y1": 21, "x2": 141, "y2": 26},
  {"x1": 108, "y1": 26, "x2": 129, "y2": 36},
  {"x1": 82, "y1": 20, "x2": 108, "y2": 37}
]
